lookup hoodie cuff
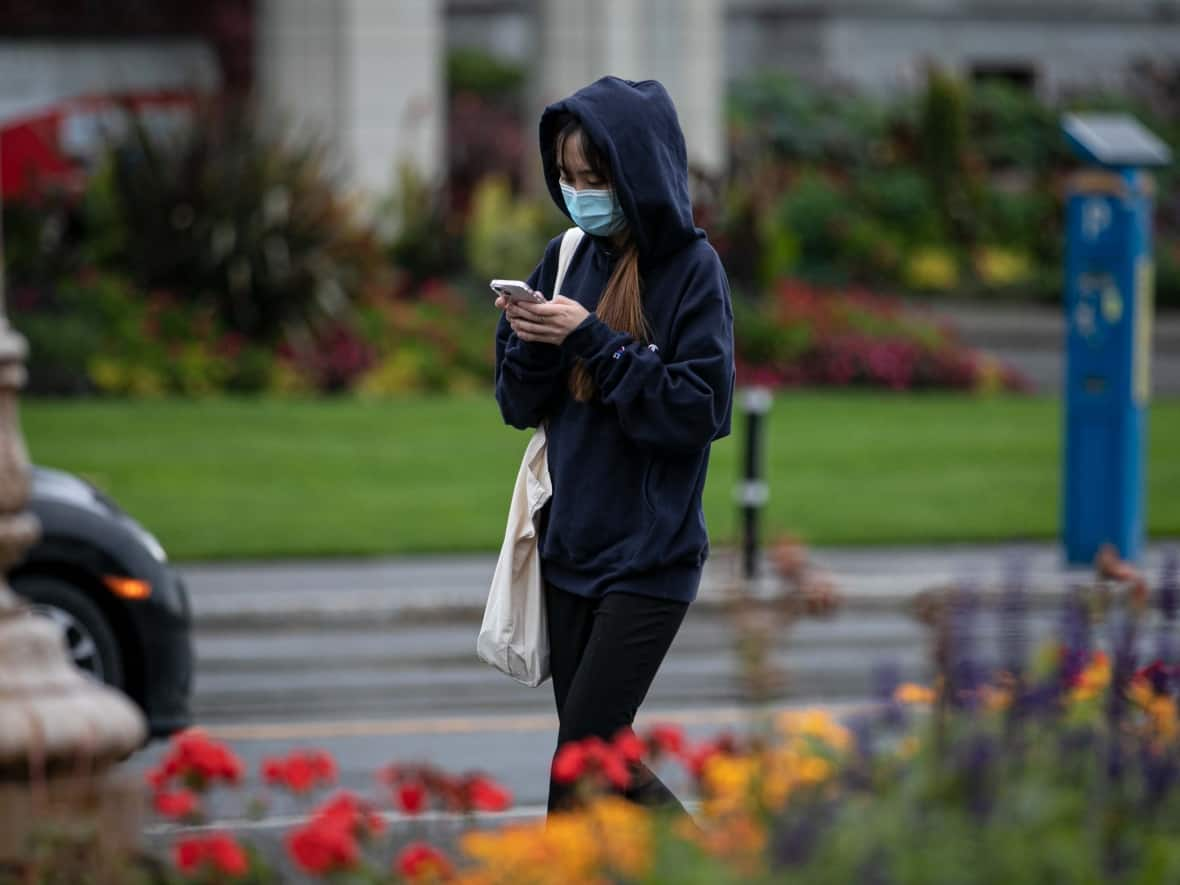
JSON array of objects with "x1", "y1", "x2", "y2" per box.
[
  {"x1": 513, "y1": 338, "x2": 562, "y2": 366},
  {"x1": 565, "y1": 314, "x2": 624, "y2": 361}
]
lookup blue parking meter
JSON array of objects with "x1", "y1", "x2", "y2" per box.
[{"x1": 1061, "y1": 113, "x2": 1171, "y2": 565}]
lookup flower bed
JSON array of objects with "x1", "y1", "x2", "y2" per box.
[
  {"x1": 735, "y1": 280, "x2": 1029, "y2": 392},
  {"x1": 8, "y1": 551, "x2": 1179, "y2": 882}
]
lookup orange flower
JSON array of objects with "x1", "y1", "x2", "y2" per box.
[{"x1": 894, "y1": 683, "x2": 936, "y2": 705}]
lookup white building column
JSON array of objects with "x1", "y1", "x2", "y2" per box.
[
  {"x1": 535, "y1": 0, "x2": 725, "y2": 176},
  {"x1": 257, "y1": 0, "x2": 444, "y2": 196}
]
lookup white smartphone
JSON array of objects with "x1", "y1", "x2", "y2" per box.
[{"x1": 490, "y1": 279, "x2": 546, "y2": 304}]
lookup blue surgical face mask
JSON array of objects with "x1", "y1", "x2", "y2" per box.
[{"x1": 560, "y1": 182, "x2": 627, "y2": 237}]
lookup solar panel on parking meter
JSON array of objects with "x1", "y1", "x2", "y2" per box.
[{"x1": 1061, "y1": 113, "x2": 1171, "y2": 565}]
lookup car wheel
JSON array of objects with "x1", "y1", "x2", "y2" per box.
[{"x1": 13, "y1": 575, "x2": 124, "y2": 688}]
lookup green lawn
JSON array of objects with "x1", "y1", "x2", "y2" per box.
[{"x1": 22, "y1": 394, "x2": 1180, "y2": 561}]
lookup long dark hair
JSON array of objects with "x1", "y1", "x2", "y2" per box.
[{"x1": 555, "y1": 117, "x2": 648, "y2": 402}]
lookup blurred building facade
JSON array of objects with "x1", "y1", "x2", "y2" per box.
[{"x1": 1, "y1": 0, "x2": 1178, "y2": 195}]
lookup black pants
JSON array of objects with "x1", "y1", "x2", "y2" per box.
[{"x1": 545, "y1": 580, "x2": 689, "y2": 815}]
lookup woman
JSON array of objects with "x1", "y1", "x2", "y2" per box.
[{"x1": 493, "y1": 77, "x2": 735, "y2": 814}]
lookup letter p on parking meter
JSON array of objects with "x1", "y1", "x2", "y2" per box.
[{"x1": 1062, "y1": 113, "x2": 1171, "y2": 565}]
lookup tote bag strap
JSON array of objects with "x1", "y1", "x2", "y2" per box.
[{"x1": 553, "y1": 227, "x2": 584, "y2": 297}]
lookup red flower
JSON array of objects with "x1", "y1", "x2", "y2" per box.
[
  {"x1": 154, "y1": 788, "x2": 199, "y2": 820},
  {"x1": 173, "y1": 833, "x2": 248, "y2": 879},
  {"x1": 465, "y1": 776, "x2": 512, "y2": 812},
  {"x1": 553, "y1": 737, "x2": 631, "y2": 791},
  {"x1": 309, "y1": 749, "x2": 338, "y2": 784},
  {"x1": 396, "y1": 842, "x2": 453, "y2": 881},
  {"x1": 205, "y1": 833, "x2": 249, "y2": 877},
  {"x1": 174, "y1": 837, "x2": 205, "y2": 873},
  {"x1": 315, "y1": 791, "x2": 386, "y2": 839},
  {"x1": 160, "y1": 729, "x2": 244, "y2": 790},
  {"x1": 284, "y1": 754, "x2": 317, "y2": 793},
  {"x1": 262, "y1": 749, "x2": 339, "y2": 793},
  {"x1": 647, "y1": 724, "x2": 686, "y2": 757},
  {"x1": 396, "y1": 780, "x2": 428, "y2": 815},
  {"x1": 600, "y1": 752, "x2": 632, "y2": 790},
  {"x1": 287, "y1": 818, "x2": 360, "y2": 875},
  {"x1": 552, "y1": 743, "x2": 588, "y2": 784},
  {"x1": 261, "y1": 757, "x2": 286, "y2": 786},
  {"x1": 612, "y1": 727, "x2": 646, "y2": 765}
]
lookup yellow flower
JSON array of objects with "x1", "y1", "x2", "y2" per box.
[
  {"x1": 894, "y1": 683, "x2": 936, "y2": 705},
  {"x1": 980, "y1": 684, "x2": 1013, "y2": 712},
  {"x1": 695, "y1": 811, "x2": 768, "y2": 878},
  {"x1": 797, "y1": 756, "x2": 833, "y2": 785},
  {"x1": 776, "y1": 709, "x2": 853, "y2": 752},
  {"x1": 1149, "y1": 696, "x2": 1178, "y2": 742},
  {"x1": 459, "y1": 814, "x2": 601, "y2": 885},
  {"x1": 585, "y1": 797, "x2": 653, "y2": 879},
  {"x1": 1128, "y1": 676, "x2": 1155, "y2": 710},
  {"x1": 904, "y1": 246, "x2": 959, "y2": 291},
  {"x1": 701, "y1": 754, "x2": 758, "y2": 816}
]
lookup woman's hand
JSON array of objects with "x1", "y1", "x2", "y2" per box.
[{"x1": 505, "y1": 296, "x2": 590, "y2": 346}]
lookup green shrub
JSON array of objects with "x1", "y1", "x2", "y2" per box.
[
  {"x1": 378, "y1": 163, "x2": 464, "y2": 284},
  {"x1": 969, "y1": 79, "x2": 1062, "y2": 171},
  {"x1": 464, "y1": 176, "x2": 556, "y2": 286},
  {"x1": 728, "y1": 71, "x2": 889, "y2": 168},
  {"x1": 854, "y1": 168, "x2": 941, "y2": 246},
  {"x1": 764, "y1": 172, "x2": 856, "y2": 284},
  {"x1": 447, "y1": 48, "x2": 527, "y2": 102},
  {"x1": 84, "y1": 101, "x2": 386, "y2": 344}
]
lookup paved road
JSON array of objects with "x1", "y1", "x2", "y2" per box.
[{"x1": 130, "y1": 574, "x2": 1177, "y2": 835}]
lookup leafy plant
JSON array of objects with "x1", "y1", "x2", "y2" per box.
[{"x1": 84, "y1": 100, "x2": 386, "y2": 344}]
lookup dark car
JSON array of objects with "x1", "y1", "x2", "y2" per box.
[{"x1": 11, "y1": 466, "x2": 193, "y2": 738}]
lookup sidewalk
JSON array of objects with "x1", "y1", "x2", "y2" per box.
[
  {"x1": 908, "y1": 299, "x2": 1180, "y2": 395},
  {"x1": 180, "y1": 541, "x2": 1179, "y2": 630}
]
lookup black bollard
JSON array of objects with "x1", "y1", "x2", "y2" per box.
[{"x1": 737, "y1": 387, "x2": 772, "y2": 580}]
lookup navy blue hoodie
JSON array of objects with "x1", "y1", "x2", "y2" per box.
[{"x1": 494, "y1": 77, "x2": 735, "y2": 604}]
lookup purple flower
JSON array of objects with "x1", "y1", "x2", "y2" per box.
[
  {"x1": 999, "y1": 555, "x2": 1029, "y2": 678},
  {"x1": 1058, "y1": 586, "x2": 1092, "y2": 688},
  {"x1": 1140, "y1": 744, "x2": 1178, "y2": 807},
  {"x1": 1156, "y1": 552, "x2": 1179, "y2": 664},
  {"x1": 948, "y1": 583, "x2": 983, "y2": 707},
  {"x1": 1106, "y1": 612, "x2": 1139, "y2": 726},
  {"x1": 872, "y1": 661, "x2": 906, "y2": 728},
  {"x1": 1158, "y1": 551, "x2": 1179, "y2": 622},
  {"x1": 958, "y1": 734, "x2": 996, "y2": 818}
]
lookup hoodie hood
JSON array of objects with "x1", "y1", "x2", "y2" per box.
[{"x1": 540, "y1": 77, "x2": 704, "y2": 260}]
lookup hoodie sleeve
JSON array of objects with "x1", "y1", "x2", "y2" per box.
[
  {"x1": 494, "y1": 240, "x2": 567, "y2": 430},
  {"x1": 563, "y1": 251, "x2": 735, "y2": 454}
]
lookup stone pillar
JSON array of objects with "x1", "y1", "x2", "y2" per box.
[
  {"x1": 257, "y1": 0, "x2": 445, "y2": 195},
  {"x1": 534, "y1": 0, "x2": 725, "y2": 176}
]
